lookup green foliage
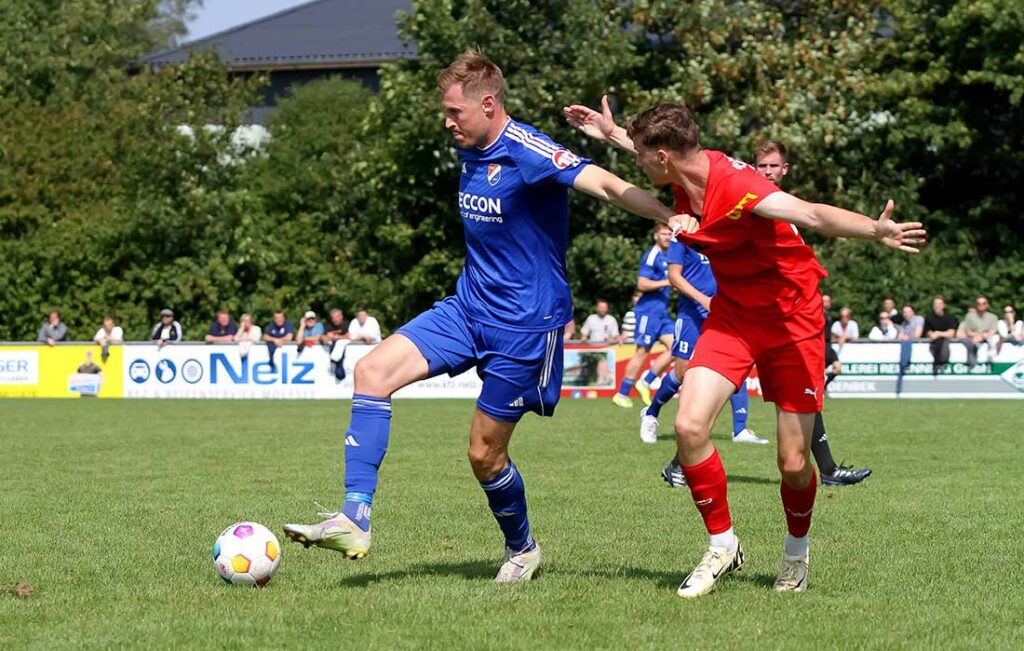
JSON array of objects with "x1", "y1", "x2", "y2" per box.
[{"x1": 1, "y1": 0, "x2": 1022, "y2": 339}]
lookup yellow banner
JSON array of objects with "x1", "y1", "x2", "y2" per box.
[{"x1": 0, "y1": 345, "x2": 124, "y2": 398}]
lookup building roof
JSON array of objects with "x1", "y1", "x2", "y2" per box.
[{"x1": 145, "y1": 0, "x2": 416, "y2": 71}]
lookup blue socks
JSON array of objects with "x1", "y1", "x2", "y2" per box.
[
  {"x1": 647, "y1": 371, "x2": 681, "y2": 418},
  {"x1": 341, "y1": 393, "x2": 392, "y2": 532},
  {"x1": 616, "y1": 377, "x2": 636, "y2": 397},
  {"x1": 480, "y1": 461, "x2": 534, "y2": 552},
  {"x1": 730, "y1": 380, "x2": 749, "y2": 435},
  {"x1": 641, "y1": 370, "x2": 659, "y2": 386}
]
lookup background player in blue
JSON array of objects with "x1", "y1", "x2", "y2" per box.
[
  {"x1": 612, "y1": 223, "x2": 676, "y2": 409},
  {"x1": 283, "y1": 51, "x2": 684, "y2": 581},
  {"x1": 641, "y1": 240, "x2": 769, "y2": 450}
]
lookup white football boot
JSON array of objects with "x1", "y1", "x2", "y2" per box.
[
  {"x1": 640, "y1": 409, "x2": 659, "y2": 444},
  {"x1": 773, "y1": 550, "x2": 809, "y2": 592},
  {"x1": 495, "y1": 544, "x2": 541, "y2": 582},
  {"x1": 732, "y1": 428, "x2": 770, "y2": 445},
  {"x1": 676, "y1": 542, "x2": 744, "y2": 599}
]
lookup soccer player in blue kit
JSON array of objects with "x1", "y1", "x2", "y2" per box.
[
  {"x1": 283, "y1": 51, "x2": 689, "y2": 581},
  {"x1": 612, "y1": 224, "x2": 676, "y2": 409},
  {"x1": 638, "y1": 239, "x2": 769, "y2": 447}
]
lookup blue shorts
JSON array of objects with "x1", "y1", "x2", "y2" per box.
[
  {"x1": 673, "y1": 313, "x2": 706, "y2": 360},
  {"x1": 634, "y1": 311, "x2": 674, "y2": 349},
  {"x1": 397, "y1": 296, "x2": 564, "y2": 423}
]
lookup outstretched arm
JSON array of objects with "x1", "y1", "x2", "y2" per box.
[
  {"x1": 573, "y1": 164, "x2": 690, "y2": 227},
  {"x1": 753, "y1": 193, "x2": 926, "y2": 253},
  {"x1": 563, "y1": 95, "x2": 637, "y2": 154}
]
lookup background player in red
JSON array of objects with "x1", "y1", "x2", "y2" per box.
[{"x1": 566, "y1": 99, "x2": 923, "y2": 597}]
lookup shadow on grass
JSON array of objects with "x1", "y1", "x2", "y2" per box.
[
  {"x1": 338, "y1": 560, "x2": 496, "y2": 587},
  {"x1": 620, "y1": 565, "x2": 776, "y2": 590}
]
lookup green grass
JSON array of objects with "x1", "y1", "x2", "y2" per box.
[{"x1": 1, "y1": 398, "x2": 1021, "y2": 649}]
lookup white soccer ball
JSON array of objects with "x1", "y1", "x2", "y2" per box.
[{"x1": 213, "y1": 522, "x2": 282, "y2": 586}]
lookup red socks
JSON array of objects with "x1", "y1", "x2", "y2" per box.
[
  {"x1": 681, "y1": 449, "x2": 732, "y2": 535},
  {"x1": 780, "y1": 468, "x2": 817, "y2": 538}
]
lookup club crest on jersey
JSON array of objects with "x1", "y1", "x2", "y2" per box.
[
  {"x1": 726, "y1": 193, "x2": 759, "y2": 220},
  {"x1": 487, "y1": 163, "x2": 502, "y2": 186},
  {"x1": 551, "y1": 149, "x2": 580, "y2": 170}
]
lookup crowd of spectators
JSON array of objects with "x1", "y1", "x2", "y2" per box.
[{"x1": 29, "y1": 307, "x2": 386, "y2": 358}]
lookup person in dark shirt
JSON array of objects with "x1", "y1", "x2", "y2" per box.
[
  {"x1": 263, "y1": 311, "x2": 295, "y2": 369},
  {"x1": 924, "y1": 295, "x2": 958, "y2": 375},
  {"x1": 205, "y1": 310, "x2": 238, "y2": 344},
  {"x1": 322, "y1": 308, "x2": 350, "y2": 345}
]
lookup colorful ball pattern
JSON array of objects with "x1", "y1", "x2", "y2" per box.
[{"x1": 213, "y1": 522, "x2": 281, "y2": 586}]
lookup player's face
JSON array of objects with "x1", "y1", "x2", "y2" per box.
[
  {"x1": 653, "y1": 226, "x2": 672, "y2": 250},
  {"x1": 633, "y1": 143, "x2": 671, "y2": 187},
  {"x1": 442, "y1": 84, "x2": 492, "y2": 148},
  {"x1": 755, "y1": 152, "x2": 788, "y2": 183}
]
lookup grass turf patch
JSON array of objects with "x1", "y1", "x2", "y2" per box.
[{"x1": 1, "y1": 398, "x2": 1021, "y2": 649}]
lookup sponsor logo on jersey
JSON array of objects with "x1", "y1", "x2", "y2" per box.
[
  {"x1": 551, "y1": 149, "x2": 580, "y2": 170},
  {"x1": 726, "y1": 193, "x2": 759, "y2": 220},
  {"x1": 487, "y1": 163, "x2": 502, "y2": 186}
]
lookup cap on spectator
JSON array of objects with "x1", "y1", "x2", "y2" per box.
[
  {"x1": 303, "y1": 310, "x2": 316, "y2": 319},
  {"x1": 160, "y1": 308, "x2": 174, "y2": 317}
]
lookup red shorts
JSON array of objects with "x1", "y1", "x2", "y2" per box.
[{"x1": 689, "y1": 296, "x2": 825, "y2": 413}]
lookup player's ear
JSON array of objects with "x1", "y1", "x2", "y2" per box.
[{"x1": 482, "y1": 94, "x2": 496, "y2": 117}]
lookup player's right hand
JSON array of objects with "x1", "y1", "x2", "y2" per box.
[
  {"x1": 563, "y1": 95, "x2": 616, "y2": 142},
  {"x1": 669, "y1": 213, "x2": 699, "y2": 238}
]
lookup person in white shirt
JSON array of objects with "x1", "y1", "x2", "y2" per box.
[
  {"x1": 621, "y1": 291, "x2": 641, "y2": 344},
  {"x1": 94, "y1": 316, "x2": 124, "y2": 346},
  {"x1": 348, "y1": 308, "x2": 382, "y2": 344},
  {"x1": 580, "y1": 299, "x2": 620, "y2": 344},
  {"x1": 830, "y1": 307, "x2": 859, "y2": 347},
  {"x1": 234, "y1": 313, "x2": 263, "y2": 359},
  {"x1": 998, "y1": 304, "x2": 1024, "y2": 350},
  {"x1": 868, "y1": 312, "x2": 898, "y2": 341}
]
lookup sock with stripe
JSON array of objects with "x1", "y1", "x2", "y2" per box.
[
  {"x1": 481, "y1": 461, "x2": 534, "y2": 552},
  {"x1": 641, "y1": 369, "x2": 659, "y2": 386},
  {"x1": 681, "y1": 449, "x2": 733, "y2": 541},
  {"x1": 780, "y1": 468, "x2": 817, "y2": 544},
  {"x1": 340, "y1": 393, "x2": 392, "y2": 532},
  {"x1": 647, "y1": 371, "x2": 681, "y2": 418},
  {"x1": 616, "y1": 377, "x2": 636, "y2": 397},
  {"x1": 730, "y1": 380, "x2": 749, "y2": 435}
]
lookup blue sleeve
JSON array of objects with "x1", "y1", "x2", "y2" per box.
[
  {"x1": 506, "y1": 126, "x2": 591, "y2": 187},
  {"x1": 666, "y1": 241, "x2": 685, "y2": 266}
]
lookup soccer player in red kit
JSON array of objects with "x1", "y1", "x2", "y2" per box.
[{"x1": 567, "y1": 100, "x2": 924, "y2": 597}]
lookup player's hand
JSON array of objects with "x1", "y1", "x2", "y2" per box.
[
  {"x1": 875, "y1": 200, "x2": 926, "y2": 253},
  {"x1": 669, "y1": 213, "x2": 699, "y2": 238},
  {"x1": 563, "y1": 95, "x2": 616, "y2": 142}
]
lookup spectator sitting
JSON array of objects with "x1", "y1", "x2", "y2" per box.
[
  {"x1": 924, "y1": 295, "x2": 958, "y2": 375},
  {"x1": 348, "y1": 308, "x2": 382, "y2": 344},
  {"x1": 961, "y1": 295, "x2": 1000, "y2": 366},
  {"x1": 264, "y1": 311, "x2": 295, "y2": 367},
  {"x1": 322, "y1": 308, "x2": 350, "y2": 345},
  {"x1": 298, "y1": 310, "x2": 325, "y2": 349},
  {"x1": 77, "y1": 350, "x2": 102, "y2": 374},
  {"x1": 150, "y1": 309, "x2": 182, "y2": 349},
  {"x1": 882, "y1": 297, "x2": 903, "y2": 325},
  {"x1": 581, "y1": 299, "x2": 621, "y2": 344},
  {"x1": 621, "y1": 291, "x2": 641, "y2": 344},
  {"x1": 998, "y1": 304, "x2": 1023, "y2": 350},
  {"x1": 830, "y1": 306, "x2": 860, "y2": 347},
  {"x1": 37, "y1": 310, "x2": 69, "y2": 346},
  {"x1": 894, "y1": 305, "x2": 924, "y2": 395},
  {"x1": 234, "y1": 313, "x2": 262, "y2": 359},
  {"x1": 205, "y1": 310, "x2": 238, "y2": 344},
  {"x1": 93, "y1": 316, "x2": 124, "y2": 362},
  {"x1": 868, "y1": 312, "x2": 899, "y2": 341}
]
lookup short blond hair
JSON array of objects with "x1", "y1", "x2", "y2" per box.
[{"x1": 437, "y1": 50, "x2": 506, "y2": 104}]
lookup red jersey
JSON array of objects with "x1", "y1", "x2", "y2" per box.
[{"x1": 673, "y1": 150, "x2": 827, "y2": 319}]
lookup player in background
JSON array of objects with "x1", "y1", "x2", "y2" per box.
[
  {"x1": 283, "y1": 52, "x2": 687, "y2": 582},
  {"x1": 566, "y1": 98, "x2": 923, "y2": 597},
  {"x1": 612, "y1": 224, "x2": 676, "y2": 409},
  {"x1": 754, "y1": 140, "x2": 870, "y2": 487}
]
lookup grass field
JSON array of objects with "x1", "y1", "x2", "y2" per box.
[{"x1": 2, "y1": 397, "x2": 1021, "y2": 649}]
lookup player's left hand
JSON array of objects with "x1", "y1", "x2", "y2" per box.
[
  {"x1": 876, "y1": 200, "x2": 926, "y2": 253},
  {"x1": 669, "y1": 213, "x2": 699, "y2": 238}
]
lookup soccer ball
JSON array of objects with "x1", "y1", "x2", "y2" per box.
[{"x1": 213, "y1": 522, "x2": 282, "y2": 586}]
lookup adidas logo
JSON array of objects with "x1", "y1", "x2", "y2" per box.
[
  {"x1": 735, "y1": 408, "x2": 747, "y2": 414},
  {"x1": 345, "y1": 435, "x2": 360, "y2": 447},
  {"x1": 508, "y1": 396, "x2": 525, "y2": 408}
]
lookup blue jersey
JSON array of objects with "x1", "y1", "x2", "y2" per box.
[
  {"x1": 455, "y1": 119, "x2": 590, "y2": 332},
  {"x1": 634, "y1": 246, "x2": 670, "y2": 315},
  {"x1": 667, "y1": 240, "x2": 717, "y2": 319}
]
